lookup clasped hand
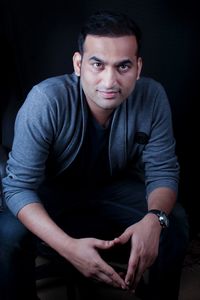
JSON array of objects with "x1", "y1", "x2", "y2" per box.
[{"x1": 66, "y1": 215, "x2": 161, "y2": 291}]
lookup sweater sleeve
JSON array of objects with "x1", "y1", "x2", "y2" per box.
[
  {"x1": 2, "y1": 85, "x2": 56, "y2": 216},
  {"x1": 143, "y1": 82, "x2": 180, "y2": 196}
]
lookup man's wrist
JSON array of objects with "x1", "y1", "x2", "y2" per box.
[{"x1": 147, "y1": 209, "x2": 169, "y2": 228}]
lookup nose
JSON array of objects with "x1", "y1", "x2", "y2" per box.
[{"x1": 102, "y1": 68, "x2": 117, "y2": 89}]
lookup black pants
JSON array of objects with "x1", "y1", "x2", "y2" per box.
[{"x1": 0, "y1": 177, "x2": 189, "y2": 299}]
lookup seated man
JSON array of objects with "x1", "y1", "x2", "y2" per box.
[{"x1": 0, "y1": 10, "x2": 189, "y2": 300}]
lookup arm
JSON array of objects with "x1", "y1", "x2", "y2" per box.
[
  {"x1": 114, "y1": 81, "x2": 179, "y2": 290},
  {"x1": 115, "y1": 187, "x2": 176, "y2": 290},
  {"x1": 148, "y1": 186, "x2": 176, "y2": 213},
  {"x1": 3, "y1": 85, "x2": 126, "y2": 289}
]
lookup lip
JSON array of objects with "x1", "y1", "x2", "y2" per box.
[{"x1": 98, "y1": 91, "x2": 119, "y2": 99}]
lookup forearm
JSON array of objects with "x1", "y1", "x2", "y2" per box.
[
  {"x1": 147, "y1": 186, "x2": 177, "y2": 214},
  {"x1": 17, "y1": 202, "x2": 74, "y2": 259},
  {"x1": 141, "y1": 186, "x2": 176, "y2": 231}
]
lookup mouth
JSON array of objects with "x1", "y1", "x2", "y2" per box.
[{"x1": 98, "y1": 90, "x2": 119, "y2": 99}]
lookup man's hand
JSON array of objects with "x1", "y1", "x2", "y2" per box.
[
  {"x1": 114, "y1": 213, "x2": 162, "y2": 291},
  {"x1": 18, "y1": 203, "x2": 127, "y2": 289},
  {"x1": 66, "y1": 237, "x2": 127, "y2": 289}
]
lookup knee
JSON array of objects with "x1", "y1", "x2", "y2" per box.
[
  {"x1": 0, "y1": 211, "x2": 29, "y2": 251},
  {"x1": 160, "y1": 203, "x2": 190, "y2": 259},
  {"x1": 170, "y1": 202, "x2": 190, "y2": 248}
]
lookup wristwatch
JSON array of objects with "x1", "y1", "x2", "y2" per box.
[{"x1": 148, "y1": 209, "x2": 169, "y2": 228}]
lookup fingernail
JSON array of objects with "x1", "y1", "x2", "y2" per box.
[
  {"x1": 121, "y1": 284, "x2": 126, "y2": 289},
  {"x1": 121, "y1": 284, "x2": 128, "y2": 290}
]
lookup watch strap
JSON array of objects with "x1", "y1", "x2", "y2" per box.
[{"x1": 148, "y1": 209, "x2": 169, "y2": 228}]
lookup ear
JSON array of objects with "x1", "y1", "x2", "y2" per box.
[
  {"x1": 136, "y1": 57, "x2": 143, "y2": 80},
  {"x1": 73, "y1": 52, "x2": 82, "y2": 76}
]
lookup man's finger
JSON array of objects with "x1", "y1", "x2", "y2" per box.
[
  {"x1": 94, "y1": 239, "x2": 115, "y2": 250},
  {"x1": 99, "y1": 259, "x2": 127, "y2": 289},
  {"x1": 125, "y1": 257, "x2": 138, "y2": 287},
  {"x1": 131, "y1": 259, "x2": 146, "y2": 290}
]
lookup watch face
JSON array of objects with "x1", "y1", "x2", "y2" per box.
[
  {"x1": 148, "y1": 209, "x2": 169, "y2": 228},
  {"x1": 159, "y1": 213, "x2": 169, "y2": 228}
]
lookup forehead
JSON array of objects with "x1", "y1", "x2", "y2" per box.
[{"x1": 83, "y1": 35, "x2": 138, "y2": 59}]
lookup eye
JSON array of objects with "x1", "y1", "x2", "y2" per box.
[
  {"x1": 93, "y1": 62, "x2": 104, "y2": 70},
  {"x1": 118, "y1": 64, "x2": 130, "y2": 72}
]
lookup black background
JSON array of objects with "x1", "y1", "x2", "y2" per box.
[{"x1": 0, "y1": 0, "x2": 199, "y2": 235}]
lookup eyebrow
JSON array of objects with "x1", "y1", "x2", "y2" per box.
[
  {"x1": 116, "y1": 59, "x2": 133, "y2": 67},
  {"x1": 89, "y1": 56, "x2": 134, "y2": 66},
  {"x1": 89, "y1": 56, "x2": 104, "y2": 63}
]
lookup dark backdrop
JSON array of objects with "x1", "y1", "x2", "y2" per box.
[{"x1": 0, "y1": 0, "x2": 199, "y2": 234}]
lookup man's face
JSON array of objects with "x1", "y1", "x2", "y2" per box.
[{"x1": 73, "y1": 35, "x2": 142, "y2": 117}]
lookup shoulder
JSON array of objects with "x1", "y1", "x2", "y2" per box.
[
  {"x1": 130, "y1": 76, "x2": 169, "y2": 108},
  {"x1": 31, "y1": 72, "x2": 79, "y2": 101},
  {"x1": 36, "y1": 72, "x2": 78, "y2": 91},
  {"x1": 16, "y1": 73, "x2": 80, "y2": 127},
  {"x1": 135, "y1": 76, "x2": 167, "y2": 96},
  {"x1": 21, "y1": 73, "x2": 79, "y2": 112},
  {"x1": 126, "y1": 77, "x2": 171, "y2": 120}
]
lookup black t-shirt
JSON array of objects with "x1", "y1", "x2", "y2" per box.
[{"x1": 58, "y1": 111, "x2": 112, "y2": 189}]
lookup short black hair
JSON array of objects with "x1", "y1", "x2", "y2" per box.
[{"x1": 78, "y1": 10, "x2": 142, "y2": 56}]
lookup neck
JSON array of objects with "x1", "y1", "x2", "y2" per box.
[
  {"x1": 90, "y1": 109, "x2": 113, "y2": 128},
  {"x1": 85, "y1": 98, "x2": 114, "y2": 127}
]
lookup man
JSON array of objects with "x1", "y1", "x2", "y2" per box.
[{"x1": 0, "y1": 10, "x2": 188, "y2": 300}]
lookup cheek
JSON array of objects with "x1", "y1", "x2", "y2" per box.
[
  {"x1": 82, "y1": 68, "x2": 97, "y2": 82},
  {"x1": 81, "y1": 76, "x2": 97, "y2": 97},
  {"x1": 122, "y1": 77, "x2": 136, "y2": 90},
  {"x1": 121, "y1": 79, "x2": 137, "y2": 97},
  {"x1": 84, "y1": 75, "x2": 101, "y2": 92}
]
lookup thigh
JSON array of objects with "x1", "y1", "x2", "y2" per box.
[
  {"x1": 38, "y1": 177, "x2": 147, "y2": 239},
  {"x1": 94, "y1": 176, "x2": 148, "y2": 228},
  {"x1": 0, "y1": 209, "x2": 38, "y2": 299},
  {"x1": 0, "y1": 208, "x2": 26, "y2": 241}
]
